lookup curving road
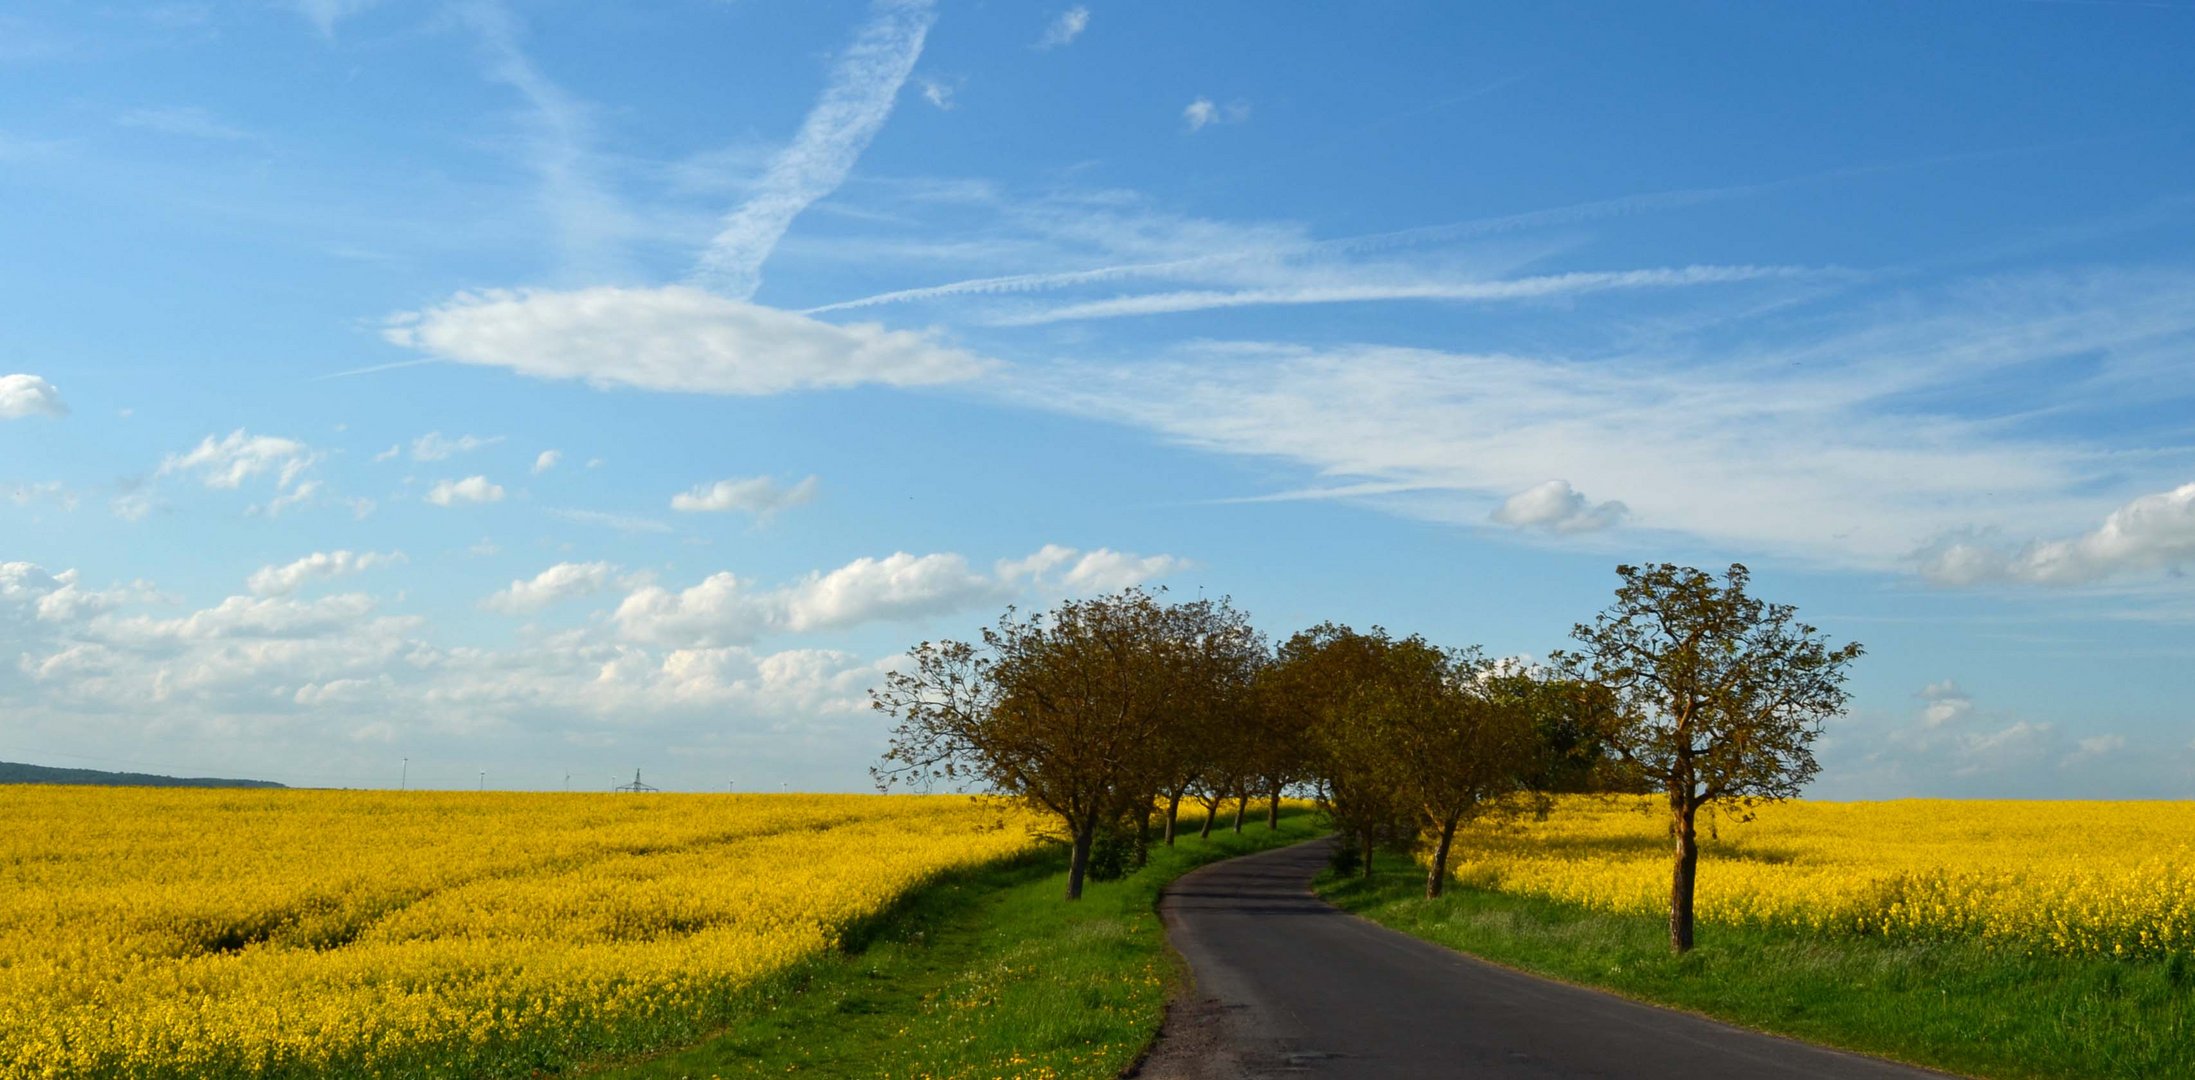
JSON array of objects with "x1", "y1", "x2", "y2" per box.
[{"x1": 1136, "y1": 838, "x2": 1953, "y2": 1079}]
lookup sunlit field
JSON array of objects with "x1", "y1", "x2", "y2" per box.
[
  {"x1": 1446, "y1": 796, "x2": 2195, "y2": 958},
  {"x1": 0, "y1": 787, "x2": 1044, "y2": 1079}
]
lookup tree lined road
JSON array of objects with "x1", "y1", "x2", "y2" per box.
[{"x1": 1137, "y1": 839, "x2": 1951, "y2": 1079}]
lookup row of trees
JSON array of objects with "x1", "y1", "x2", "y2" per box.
[{"x1": 872, "y1": 563, "x2": 1862, "y2": 953}]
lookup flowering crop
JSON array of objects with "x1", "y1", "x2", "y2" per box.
[
  {"x1": 1443, "y1": 796, "x2": 2195, "y2": 958},
  {"x1": 0, "y1": 787, "x2": 1043, "y2": 1079}
]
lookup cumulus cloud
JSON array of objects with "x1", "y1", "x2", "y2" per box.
[
  {"x1": 533, "y1": 450, "x2": 562, "y2": 474},
  {"x1": 481, "y1": 561, "x2": 620, "y2": 614},
  {"x1": 997, "y1": 544, "x2": 1192, "y2": 592},
  {"x1": 1489, "y1": 479, "x2": 1627, "y2": 534},
  {"x1": 1183, "y1": 97, "x2": 1249, "y2": 132},
  {"x1": 410, "y1": 432, "x2": 503, "y2": 461},
  {"x1": 159, "y1": 430, "x2": 318, "y2": 491},
  {"x1": 670, "y1": 475, "x2": 819, "y2": 516},
  {"x1": 1920, "y1": 482, "x2": 2195, "y2": 587},
  {"x1": 1036, "y1": 6, "x2": 1088, "y2": 48},
  {"x1": 385, "y1": 286, "x2": 989, "y2": 396},
  {"x1": 425, "y1": 476, "x2": 506, "y2": 506},
  {"x1": 615, "y1": 551, "x2": 1001, "y2": 646},
  {"x1": 247, "y1": 550, "x2": 403, "y2": 597},
  {"x1": 0, "y1": 374, "x2": 67, "y2": 419}
]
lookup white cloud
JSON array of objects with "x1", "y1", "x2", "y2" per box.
[
  {"x1": 0, "y1": 374, "x2": 67, "y2": 419},
  {"x1": 159, "y1": 430, "x2": 318, "y2": 491},
  {"x1": 481, "y1": 561, "x2": 620, "y2": 614},
  {"x1": 2067, "y1": 734, "x2": 2127, "y2": 764},
  {"x1": 411, "y1": 432, "x2": 503, "y2": 461},
  {"x1": 1920, "y1": 482, "x2": 2195, "y2": 587},
  {"x1": 1918, "y1": 680, "x2": 1974, "y2": 728},
  {"x1": 1489, "y1": 479, "x2": 1628, "y2": 534},
  {"x1": 783, "y1": 552, "x2": 999, "y2": 633},
  {"x1": 247, "y1": 551, "x2": 403, "y2": 597},
  {"x1": 670, "y1": 475, "x2": 819, "y2": 516},
  {"x1": 995, "y1": 544, "x2": 1189, "y2": 592},
  {"x1": 1035, "y1": 6, "x2": 1088, "y2": 48},
  {"x1": 372, "y1": 445, "x2": 401, "y2": 462},
  {"x1": 692, "y1": 0, "x2": 936, "y2": 298},
  {"x1": 1183, "y1": 97, "x2": 1249, "y2": 132},
  {"x1": 533, "y1": 450, "x2": 563, "y2": 474},
  {"x1": 6, "y1": 481, "x2": 75, "y2": 510},
  {"x1": 1011, "y1": 262, "x2": 2195, "y2": 575},
  {"x1": 385, "y1": 286, "x2": 989, "y2": 395},
  {"x1": 989, "y1": 265, "x2": 1811, "y2": 326},
  {"x1": 916, "y1": 76, "x2": 956, "y2": 110},
  {"x1": 425, "y1": 476, "x2": 506, "y2": 507},
  {"x1": 613, "y1": 550, "x2": 1005, "y2": 646}
]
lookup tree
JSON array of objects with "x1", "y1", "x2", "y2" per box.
[
  {"x1": 872, "y1": 590, "x2": 1186, "y2": 900},
  {"x1": 872, "y1": 589, "x2": 1262, "y2": 901},
  {"x1": 1147, "y1": 598, "x2": 1267, "y2": 846},
  {"x1": 1268, "y1": 623, "x2": 1412, "y2": 876},
  {"x1": 1335, "y1": 640, "x2": 1543, "y2": 898},
  {"x1": 1555, "y1": 563, "x2": 1863, "y2": 952}
]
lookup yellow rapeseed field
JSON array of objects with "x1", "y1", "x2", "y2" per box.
[
  {"x1": 0, "y1": 787, "x2": 1044, "y2": 1080},
  {"x1": 1446, "y1": 796, "x2": 2195, "y2": 959}
]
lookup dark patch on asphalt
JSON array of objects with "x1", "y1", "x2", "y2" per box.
[{"x1": 1133, "y1": 838, "x2": 1957, "y2": 1079}]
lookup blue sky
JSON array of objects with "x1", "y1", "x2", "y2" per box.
[{"x1": 4, "y1": 0, "x2": 2194, "y2": 795}]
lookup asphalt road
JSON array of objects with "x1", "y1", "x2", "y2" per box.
[{"x1": 1136, "y1": 838, "x2": 1953, "y2": 1079}]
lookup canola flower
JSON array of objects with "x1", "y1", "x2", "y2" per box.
[
  {"x1": 0, "y1": 787, "x2": 1045, "y2": 1079},
  {"x1": 1444, "y1": 796, "x2": 2195, "y2": 959}
]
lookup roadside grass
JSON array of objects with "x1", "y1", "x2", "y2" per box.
[
  {"x1": 579, "y1": 808, "x2": 1324, "y2": 1080},
  {"x1": 1318, "y1": 851, "x2": 2195, "y2": 1080}
]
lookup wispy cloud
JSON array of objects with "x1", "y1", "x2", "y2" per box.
[
  {"x1": 691, "y1": 0, "x2": 936, "y2": 299},
  {"x1": 987, "y1": 264, "x2": 1819, "y2": 325},
  {"x1": 1035, "y1": 6, "x2": 1088, "y2": 49},
  {"x1": 1005, "y1": 267, "x2": 2195, "y2": 575},
  {"x1": 456, "y1": 0, "x2": 636, "y2": 280}
]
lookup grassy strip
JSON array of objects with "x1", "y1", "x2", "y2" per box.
[
  {"x1": 579, "y1": 809, "x2": 1325, "y2": 1079},
  {"x1": 1318, "y1": 851, "x2": 2195, "y2": 1080}
]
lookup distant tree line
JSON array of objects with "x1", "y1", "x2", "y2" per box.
[{"x1": 873, "y1": 563, "x2": 1861, "y2": 953}]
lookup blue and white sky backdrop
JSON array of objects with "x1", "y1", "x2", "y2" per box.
[{"x1": 4, "y1": 1, "x2": 2194, "y2": 794}]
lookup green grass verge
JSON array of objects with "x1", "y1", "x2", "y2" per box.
[
  {"x1": 1318, "y1": 850, "x2": 2195, "y2": 1080},
  {"x1": 578, "y1": 809, "x2": 1325, "y2": 1080}
]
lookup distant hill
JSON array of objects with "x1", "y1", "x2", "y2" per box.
[{"x1": 0, "y1": 761, "x2": 286, "y2": 789}]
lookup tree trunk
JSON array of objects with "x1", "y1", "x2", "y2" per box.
[
  {"x1": 1426, "y1": 815, "x2": 1460, "y2": 899},
  {"x1": 1198, "y1": 796, "x2": 1218, "y2": 839},
  {"x1": 1164, "y1": 789, "x2": 1184, "y2": 847},
  {"x1": 1266, "y1": 786, "x2": 1281, "y2": 829},
  {"x1": 1360, "y1": 829, "x2": 1375, "y2": 880},
  {"x1": 1231, "y1": 793, "x2": 1246, "y2": 833},
  {"x1": 1134, "y1": 806, "x2": 1151, "y2": 867},
  {"x1": 1669, "y1": 796, "x2": 1699, "y2": 952},
  {"x1": 1066, "y1": 816, "x2": 1097, "y2": 901}
]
